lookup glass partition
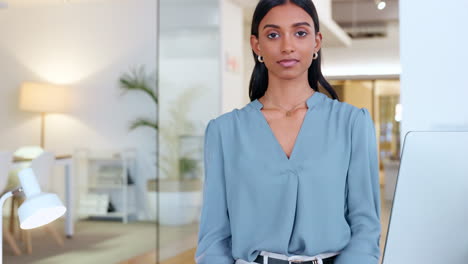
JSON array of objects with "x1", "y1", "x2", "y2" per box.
[
  {"x1": 0, "y1": 0, "x2": 157, "y2": 263},
  {"x1": 158, "y1": 0, "x2": 221, "y2": 262}
]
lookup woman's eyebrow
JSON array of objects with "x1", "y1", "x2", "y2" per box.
[
  {"x1": 263, "y1": 24, "x2": 280, "y2": 30},
  {"x1": 292, "y1": 22, "x2": 311, "y2": 28},
  {"x1": 263, "y1": 22, "x2": 311, "y2": 30}
]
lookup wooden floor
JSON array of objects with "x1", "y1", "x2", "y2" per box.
[
  {"x1": 3, "y1": 220, "x2": 157, "y2": 264},
  {"x1": 117, "y1": 245, "x2": 195, "y2": 264},
  {"x1": 160, "y1": 248, "x2": 196, "y2": 264},
  {"x1": 118, "y1": 249, "x2": 157, "y2": 264}
]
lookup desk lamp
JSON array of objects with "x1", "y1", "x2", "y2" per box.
[{"x1": 0, "y1": 168, "x2": 66, "y2": 263}]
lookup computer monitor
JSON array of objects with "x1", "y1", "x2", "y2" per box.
[{"x1": 381, "y1": 131, "x2": 468, "y2": 264}]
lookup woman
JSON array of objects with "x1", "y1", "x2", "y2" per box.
[{"x1": 195, "y1": 0, "x2": 381, "y2": 263}]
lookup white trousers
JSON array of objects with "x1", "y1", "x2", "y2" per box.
[{"x1": 235, "y1": 251, "x2": 340, "y2": 264}]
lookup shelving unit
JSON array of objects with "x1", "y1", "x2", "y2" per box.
[{"x1": 76, "y1": 149, "x2": 137, "y2": 223}]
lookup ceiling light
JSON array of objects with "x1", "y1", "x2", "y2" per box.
[{"x1": 377, "y1": 1, "x2": 386, "y2": 10}]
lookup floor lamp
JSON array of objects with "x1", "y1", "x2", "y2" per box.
[
  {"x1": 0, "y1": 168, "x2": 66, "y2": 263},
  {"x1": 19, "y1": 82, "x2": 70, "y2": 149}
]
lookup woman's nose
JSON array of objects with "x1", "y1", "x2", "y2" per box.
[{"x1": 281, "y1": 35, "x2": 295, "y2": 54}]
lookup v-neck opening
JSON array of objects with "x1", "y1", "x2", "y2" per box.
[
  {"x1": 268, "y1": 108, "x2": 309, "y2": 162},
  {"x1": 251, "y1": 91, "x2": 324, "y2": 162}
]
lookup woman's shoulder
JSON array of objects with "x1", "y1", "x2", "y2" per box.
[
  {"x1": 319, "y1": 93, "x2": 371, "y2": 125},
  {"x1": 322, "y1": 93, "x2": 360, "y2": 111},
  {"x1": 213, "y1": 101, "x2": 255, "y2": 125},
  {"x1": 207, "y1": 100, "x2": 257, "y2": 128}
]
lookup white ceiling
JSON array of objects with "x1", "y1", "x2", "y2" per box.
[
  {"x1": 0, "y1": 0, "x2": 123, "y2": 8},
  {"x1": 332, "y1": 0, "x2": 399, "y2": 25},
  {"x1": 1, "y1": 0, "x2": 399, "y2": 25}
]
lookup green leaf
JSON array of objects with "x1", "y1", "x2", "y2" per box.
[
  {"x1": 129, "y1": 118, "x2": 158, "y2": 131},
  {"x1": 119, "y1": 66, "x2": 158, "y2": 105}
]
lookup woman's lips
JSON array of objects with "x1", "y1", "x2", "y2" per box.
[{"x1": 278, "y1": 59, "x2": 299, "y2": 67}]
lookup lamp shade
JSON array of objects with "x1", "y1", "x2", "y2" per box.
[
  {"x1": 17, "y1": 168, "x2": 66, "y2": 230},
  {"x1": 19, "y1": 82, "x2": 69, "y2": 113}
]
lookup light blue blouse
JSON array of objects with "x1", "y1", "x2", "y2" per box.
[{"x1": 195, "y1": 91, "x2": 381, "y2": 264}]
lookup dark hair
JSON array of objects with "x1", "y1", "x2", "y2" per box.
[{"x1": 249, "y1": 0, "x2": 339, "y2": 101}]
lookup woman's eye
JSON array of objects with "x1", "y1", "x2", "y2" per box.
[
  {"x1": 267, "y1": 32, "x2": 279, "y2": 39},
  {"x1": 296, "y1": 31, "x2": 308, "y2": 37}
]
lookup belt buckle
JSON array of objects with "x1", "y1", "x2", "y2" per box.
[{"x1": 290, "y1": 260, "x2": 318, "y2": 264}]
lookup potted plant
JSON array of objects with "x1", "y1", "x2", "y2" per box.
[
  {"x1": 179, "y1": 157, "x2": 199, "y2": 180},
  {"x1": 120, "y1": 66, "x2": 204, "y2": 225},
  {"x1": 119, "y1": 66, "x2": 158, "y2": 221},
  {"x1": 156, "y1": 87, "x2": 204, "y2": 225}
]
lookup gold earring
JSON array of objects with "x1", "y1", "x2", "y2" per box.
[
  {"x1": 313, "y1": 52, "x2": 318, "y2": 60},
  {"x1": 257, "y1": 55, "x2": 264, "y2": 63}
]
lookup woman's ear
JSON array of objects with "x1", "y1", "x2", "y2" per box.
[
  {"x1": 314, "y1": 32, "x2": 323, "y2": 53},
  {"x1": 250, "y1": 35, "x2": 261, "y2": 56}
]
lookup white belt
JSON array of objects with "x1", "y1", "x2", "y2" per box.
[{"x1": 235, "y1": 251, "x2": 340, "y2": 264}]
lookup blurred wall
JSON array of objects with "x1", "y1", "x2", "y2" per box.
[
  {"x1": 400, "y1": 0, "x2": 468, "y2": 141},
  {"x1": 221, "y1": 0, "x2": 245, "y2": 114}
]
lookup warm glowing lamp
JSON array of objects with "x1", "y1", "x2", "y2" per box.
[{"x1": 19, "y1": 82, "x2": 70, "y2": 148}]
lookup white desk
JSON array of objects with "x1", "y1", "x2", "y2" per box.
[{"x1": 13, "y1": 155, "x2": 74, "y2": 238}]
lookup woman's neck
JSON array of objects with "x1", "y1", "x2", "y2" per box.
[{"x1": 261, "y1": 74, "x2": 315, "y2": 108}]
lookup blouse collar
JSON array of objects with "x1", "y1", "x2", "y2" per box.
[{"x1": 250, "y1": 91, "x2": 326, "y2": 111}]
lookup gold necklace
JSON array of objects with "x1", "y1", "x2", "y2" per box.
[{"x1": 264, "y1": 95, "x2": 308, "y2": 117}]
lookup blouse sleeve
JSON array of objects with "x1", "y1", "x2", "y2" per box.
[
  {"x1": 195, "y1": 119, "x2": 235, "y2": 264},
  {"x1": 334, "y1": 108, "x2": 381, "y2": 264}
]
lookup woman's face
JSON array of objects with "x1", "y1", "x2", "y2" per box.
[{"x1": 251, "y1": 2, "x2": 322, "y2": 81}]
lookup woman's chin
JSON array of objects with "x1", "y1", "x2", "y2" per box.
[{"x1": 273, "y1": 71, "x2": 307, "y2": 81}]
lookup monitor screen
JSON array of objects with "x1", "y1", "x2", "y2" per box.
[{"x1": 382, "y1": 131, "x2": 468, "y2": 264}]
